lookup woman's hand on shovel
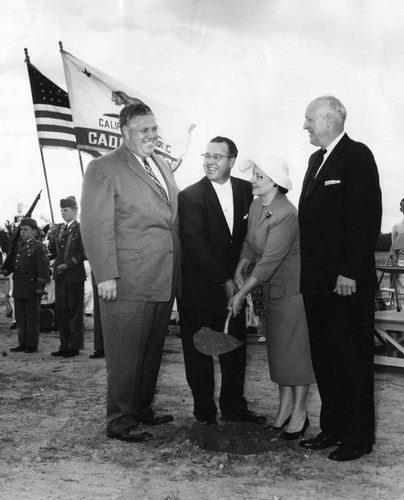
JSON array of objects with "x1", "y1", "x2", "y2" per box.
[{"x1": 228, "y1": 291, "x2": 245, "y2": 317}]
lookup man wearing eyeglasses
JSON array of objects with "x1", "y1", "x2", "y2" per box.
[{"x1": 178, "y1": 136, "x2": 265, "y2": 426}]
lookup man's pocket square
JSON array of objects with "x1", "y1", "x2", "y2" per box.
[
  {"x1": 325, "y1": 180, "x2": 341, "y2": 186},
  {"x1": 243, "y1": 214, "x2": 248, "y2": 219}
]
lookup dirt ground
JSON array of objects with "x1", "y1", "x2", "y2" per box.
[{"x1": 1, "y1": 277, "x2": 404, "y2": 500}]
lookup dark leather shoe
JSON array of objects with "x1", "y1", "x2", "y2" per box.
[
  {"x1": 10, "y1": 345, "x2": 26, "y2": 352},
  {"x1": 25, "y1": 346, "x2": 38, "y2": 353},
  {"x1": 328, "y1": 444, "x2": 373, "y2": 462},
  {"x1": 299, "y1": 431, "x2": 340, "y2": 450},
  {"x1": 89, "y1": 350, "x2": 105, "y2": 359},
  {"x1": 197, "y1": 416, "x2": 218, "y2": 426},
  {"x1": 140, "y1": 414, "x2": 174, "y2": 426},
  {"x1": 51, "y1": 350, "x2": 65, "y2": 357},
  {"x1": 222, "y1": 410, "x2": 266, "y2": 424},
  {"x1": 264, "y1": 415, "x2": 291, "y2": 431},
  {"x1": 62, "y1": 349, "x2": 79, "y2": 358},
  {"x1": 107, "y1": 426, "x2": 154, "y2": 442},
  {"x1": 281, "y1": 416, "x2": 309, "y2": 441}
]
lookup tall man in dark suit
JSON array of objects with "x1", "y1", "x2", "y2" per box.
[
  {"x1": 48, "y1": 196, "x2": 86, "y2": 358},
  {"x1": 178, "y1": 136, "x2": 265, "y2": 425},
  {"x1": 298, "y1": 96, "x2": 382, "y2": 461},
  {"x1": 81, "y1": 104, "x2": 181, "y2": 443}
]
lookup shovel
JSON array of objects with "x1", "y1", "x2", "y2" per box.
[{"x1": 193, "y1": 310, "x2": 244, "y2": 356}]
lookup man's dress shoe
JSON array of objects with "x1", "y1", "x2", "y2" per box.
[
  {"x1": 62, "y1": 349, "x2": 79, "y2": 358},
  {"x1": 51, "y1": 350, "x2": 65, "y2": 357},
  {"x1": 328, "y1": 444, "x2": 373, "y2": 462},
  {"x1": 140, "y1": 414, "x2": 174, "y2": 426},
  {"x1": 299, "y1": 431, "x2": 340, "y2": 450},
  {"x1": 107, "y1": 426, "x2": 154, "y2": 442},
  {"x1": 25, "y1": 346, "x2": 38, "y2": 353},
  {"x1": 10, "y1": 345, "x2": 26, "y2": 352},
  {"x1": 89, "y1": 350, "x2": 105, "y2": 359},
  {"x1": 222, "y1": 409, "x2": 266, "y2": 424}
]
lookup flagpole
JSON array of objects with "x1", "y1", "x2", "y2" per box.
[
  {"x1": 78, "y1": 150, "x2": 85, "y2": 178},
  {"x1": 39, "y1": 147, "x2": 55, "y2": 223},
  {"x1": 24, "y1": 47, "x2": 55, "y2": 222}
]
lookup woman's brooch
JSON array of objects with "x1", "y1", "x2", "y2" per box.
[{"x1": 264, "y1": 209, "x2": 273, "y2": 219}]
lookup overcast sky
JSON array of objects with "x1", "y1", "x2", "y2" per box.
[{"x1": 1, "y1": 0, "x2": 403, "y2": 232}]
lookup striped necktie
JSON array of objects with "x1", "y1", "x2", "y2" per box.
[{"x1": 143, "y1": 158, "x2": 170, "y2": 205}]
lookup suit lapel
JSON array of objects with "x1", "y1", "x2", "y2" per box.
[
  {"x1": 120, "y1": 144, "x2": 176, "y2": 211},
  {"x1": 152, "y1": 153, "x2": 179, "y2": 218},
  {"x1": 231, "y1": 178, "x2": 244, "y2": 237},
  {"x1": 120, "y1": 144, "x2": 162, "y2": 198},
  {"x1": 202, "y1": 177, "x2": 231, "y2": 235},
  {"x1": 302, "y1": 133, "x2": 349, "y2": 202}
]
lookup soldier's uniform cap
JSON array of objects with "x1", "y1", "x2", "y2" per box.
[
  {"x1": 60, "y1": 196, "x2": 78, "y2": 209},
  {"x1": 20, "y1": 217, "x2": 38, "y2": 229}
]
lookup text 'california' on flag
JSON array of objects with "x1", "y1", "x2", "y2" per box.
[
  {"x1": 60, "y1": 49, "x2": 196, "y2": 168},
  {"x1": 26, "y1": 61, "x2": 77, "y2": 150}
]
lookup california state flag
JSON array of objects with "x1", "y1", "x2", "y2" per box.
[{"x1": 61, "y1": 49, "x2": 195, "y2": 168}]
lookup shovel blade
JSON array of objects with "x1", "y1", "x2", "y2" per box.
[{"x1": 193, "y1": 327, "x2": 244, "y2": 356}]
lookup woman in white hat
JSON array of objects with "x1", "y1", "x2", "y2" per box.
[{"x1": 228, "y1": 154, "x2": 315, "y2": 440}]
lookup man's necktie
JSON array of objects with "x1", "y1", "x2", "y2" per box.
[
  {"x1": 305, "y1": 148, "x2": 327, "y2": 197},
  {"x1": 143, "y1": 158, "x2": 170, "y2": 205}
]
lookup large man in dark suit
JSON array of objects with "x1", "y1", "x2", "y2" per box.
[
  {"x1": 298, "y1": 96, "x2": 382, "y2": 461},
  {"x1": 178, "y1": 136, "x2": 265, "y2": 425},
  {"x1": 81, "y1": 103, "x2": 181, "y2": 443}
]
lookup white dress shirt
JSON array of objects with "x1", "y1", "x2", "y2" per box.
[
  {"x1": 315, "y1": 131, "x2": 345, "y2": 177},
  {"x1": 211, "y1": 179, "x2": 234, "y2": 234}
]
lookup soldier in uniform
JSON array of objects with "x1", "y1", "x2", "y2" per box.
[
  {"x1": 48, "y1": 196, "x2": 86, "y2": 358},
  {"x1": 1, "y1": 218, "x2": 49, "y2": 353}
]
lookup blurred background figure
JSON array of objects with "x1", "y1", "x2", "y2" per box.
[{"x1": 392, "y1": 197, "x2": 404, "y2": 298}]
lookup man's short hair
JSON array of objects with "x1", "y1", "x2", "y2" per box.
[
  {"x1": 209, "y1": 136, "x2": 238, "y2": 159},
  {"x1": 119, "y1": 103, "x2": 153, "y2": 130},
  {"x1": 20, "y1": 217, "x2": 38, "y2": 230},
  {"x1": 315, "y1": 95, "x2": 347, "y2": 124}
]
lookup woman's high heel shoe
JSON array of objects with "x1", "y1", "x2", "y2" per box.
[
  {"x1": 280, "y1": 416, "x2": 309, "y2": 441},
  {"x1": 264, "y1": 415, "x2": 291, "y2": 431}
]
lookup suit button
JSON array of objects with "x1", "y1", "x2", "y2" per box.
[{"x1": 169, "y1": 250, "x2": 173, "y2": 254}]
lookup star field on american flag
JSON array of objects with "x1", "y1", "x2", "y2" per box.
[{"x1": 27, "y1": 62, "x2": 77, "y2": 150}]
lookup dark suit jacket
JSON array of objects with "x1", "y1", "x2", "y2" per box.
[
  {"x1": 179, "y1": 176, "x2": 252, "y2": 330},
  {"x1": 12, "y1": 238, "x2": 49, "y2": 299},
  {"x1": 48, "y1": 220, "x2": 86, "y2": 283},
  {"x1": 298, "y1": 133, "x2": 382, "y2": 293}
]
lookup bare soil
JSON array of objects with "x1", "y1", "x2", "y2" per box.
[{"x1": 1, "y1": 277, "x2": 404, "y2": 500}]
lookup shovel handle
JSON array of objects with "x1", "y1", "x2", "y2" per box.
[{"x1": 223, "y1": 310, "x2": 232, "y2": 334}]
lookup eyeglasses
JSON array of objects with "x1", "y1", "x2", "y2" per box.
[{"x1": 201, "y1": 153, "x2": 231, "y2": 161}]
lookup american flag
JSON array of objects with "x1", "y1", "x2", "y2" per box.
[{"x1": 27, "y1": 61, "x2": 77, "y2": 150}]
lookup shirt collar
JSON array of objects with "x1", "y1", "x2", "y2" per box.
[
  {"x1": 324, "y1": 131, "x2": 345, "y2": 160},
  {"x1": 210, "y1": 177, "x2": 232, "y2": 193}
]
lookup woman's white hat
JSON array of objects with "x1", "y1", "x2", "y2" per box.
[{"x1": 239, "y1": 154, "x2": 293, "y2": 190}]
